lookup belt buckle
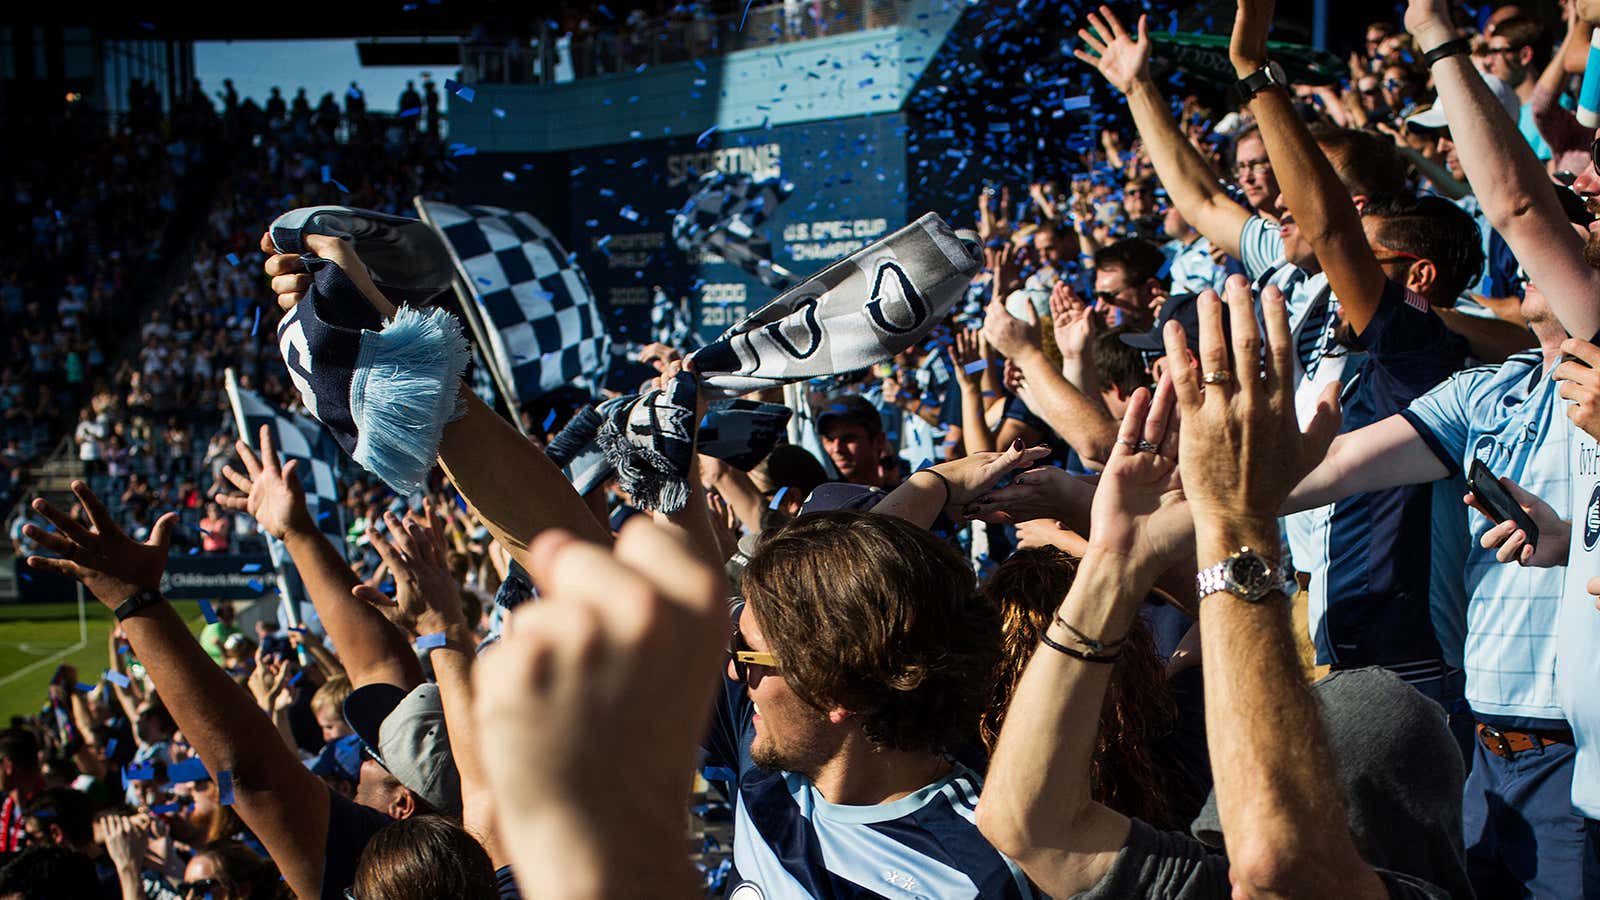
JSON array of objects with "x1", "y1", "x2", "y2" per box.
[{"x1": 1481, "y1": 724, "x2": 1515, "y2": 757}]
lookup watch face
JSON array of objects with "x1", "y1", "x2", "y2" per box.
[
  {"x1": 1227, "y1": 554, "x2": 1272, "y2": 594},
  {"x1": 1268, "y1": 61, "x2": 1287, "y2": 85}
]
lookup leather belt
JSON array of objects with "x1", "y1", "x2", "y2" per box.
[{"x1": 1476, "y1": 723, "x2": 1572, "y2": 759}]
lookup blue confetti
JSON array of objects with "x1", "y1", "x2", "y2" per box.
[
  {"x1": 198, "y1": 600, "x2": 218, "y2": 624},
  {"x1": 493, "y1": 107, "x2": 507, "y2": 118},
  {"x1": 104, "y1": 670, "x2": 130, "y2": 689},
  {"x1": 251, "y1": 307, "x2": 260, "y2": 337},
  {"x1": 502, "y1": 171, "x2": 517, "y2": 182},
  {"x1": 165, "y1": 757, "x2": 209, "y2": 784},
  {"x1": 739, "y1": 0, "x2": 754, "y2": 31},
  {"x1": 320, "y1": 165, "x2": 331, "y2": 184},
  {"x1": 444, "y1": 78, "x2": 475, "y2": 102},
  {"x1": 330, "y1": 180, "x2": 350, "y2": 194},
  {"x1": 696, "y1": 125, "x2": 719, "y2": 147},
  {"x1": 398, "y1": 107, "x2": 421, "y2": 118},
  {"x1": 542, "y1": 409, "x2": 558, "y2": 432},
  {"x1": 415, "y1": 632, "x2": 448, "y2": 650},
  {"x1": 963, "y1": 360, "x2": 988, "y2": 375},
  {"x1": 240, "y1": 562, "x2": 262, "y2": 573},
  {"x1": 769, "y1": 486, "x2": 789, "y2": 510},
  {"x1": 224, "y1": 253, "x2": 240, "y2": 267}
]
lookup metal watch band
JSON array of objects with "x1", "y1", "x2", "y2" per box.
[
  {"x1": 113, "y1": 589, "x2": 166, "y2": 622},
  {"x1": 1195, "y1": 548, "x2": 1295, "y2": 603}
]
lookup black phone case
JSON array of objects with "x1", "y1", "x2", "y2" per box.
[{"x1": 1467, "y1": 460, "x2": 1540, "y2": 548}]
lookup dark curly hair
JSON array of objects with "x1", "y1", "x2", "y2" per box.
[
  {"x1": 980, "y1": 547, "x2": 1180, "y2": 829},
  {"x1": 741, "y1": 511, "x2": 1000, "y2": 755}
]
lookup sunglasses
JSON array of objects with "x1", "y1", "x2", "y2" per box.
[
  {"x1": 1234, "y1": 160, "x2": 1271, "y2": 176},
  {"x1": 1092, "y1": 288, "x2": 1131, "y2": 305},
  {"x1": 1590, "y1": 136, "x2": 1600, "y2": 179},
  {"x1": 729, "y1": 623, "x2": 778, "y2": 683},
  {"x1": 179, "y1": 878, "x2": 224, "y2": 898}
]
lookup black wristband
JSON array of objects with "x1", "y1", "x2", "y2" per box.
[
  {"x1": 1422, "y1": 38, "x2": 1472, "y2": 68},
  {"x1": 1039, "y1": 631, "x2": 1120, "y2": 664},
  {"x1": 114, "y1": 589, "x2": 165, "y2": 621}
]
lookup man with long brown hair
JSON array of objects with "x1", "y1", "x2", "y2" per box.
[{"x1": 705, "y1": 508, "x2": 1038, "y2": 898}]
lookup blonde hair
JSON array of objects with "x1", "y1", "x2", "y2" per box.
[{"x1": 311, "y1": 675, "x2": 353, "y2": 718}]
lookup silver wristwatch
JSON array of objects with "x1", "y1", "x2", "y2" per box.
[{"x1": 1195, "y1": 546, "x2": 1296, "y2": 603}]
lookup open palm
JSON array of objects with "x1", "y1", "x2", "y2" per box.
[
  {"x1": 216, "y1": 424, "x2": 313, "y2": 540},
  {"x1": 1089, "y1": 379, "x2": 1192, "y2": 567},
  {"x1": 1074, "y1": 6, "x2": 1151, "y2": 95}
]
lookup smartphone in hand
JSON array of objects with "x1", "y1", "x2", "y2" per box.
[{"x1": 1467, "y1": 459, "x2": 1539, "y2": 550}]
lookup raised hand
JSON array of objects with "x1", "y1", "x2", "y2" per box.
[
  {"x1": 257, "y1": 231, "x2": 397, "y2": 318},
  {"x1": 638, "y1": 342, "x2": 684, "y2": 373},
  {"x1": 1085, "y1": 376, "x2": 1192, "y2": 566},
  {"x1": 100, "y1": 814, "x2": 150, "y2": 876},
  {"x1": 1403, "y1": 0, "x2": 1458, "y2": 46},
  {"x1": 1049, "y1": 280, "x2": 1096, "y2": 361},
  {"x1": 929, "y1": 440, "x2": 1054, "y2": 512},
  {"x1": 24, "y1": 482, "x2": 177, "y2": 609},
  {"x1": 962, "y1": 465, "x2": 1095, "y2": 526},
  {"x1": 215, "y1": 424, "x2": 314, "y2": 541},
  {"x1": 1074, "y1": 6, "x2": 1151, "y2": 95},
  {"x1": 1162, "y1": 278, "x2": 1341, "y2": 525},
  {"x1": 982, "y1": 294, "x2": 1042, "y2": 361},
  {"x1": 1228, "y1": 0, "x2": 1274, "y2": 72},
  {"x1": 985, "y1": 242, "x2": 1022, "y2": 298},
  {"x1": 949, "y1": 327, "x2": 986, "y2": 390},
  {"x1": 247, "y1": 649, "x2": 294, "y2": 712},
  {"x1": 1464, "y1": 479, "x2": 1568, "y2": 567},
  {"x1": 352, "y1": 500, "x2": 465, "y2": 639},
  {"x1": 471, "y1": 518, "x2": 725, "y2": 895}
]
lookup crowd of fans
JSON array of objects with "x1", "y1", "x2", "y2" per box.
[{"x1": 7, "y1": 0, "x2": 1600, "y2": 898}]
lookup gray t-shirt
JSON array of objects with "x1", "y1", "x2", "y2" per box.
[{"x1": 1072, "y1": 819, "x2": 1449, "y2": 899}]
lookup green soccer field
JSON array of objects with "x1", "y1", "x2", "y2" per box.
[{"x1": 0, "y1": 600, "x2": 209, "y2": 725}]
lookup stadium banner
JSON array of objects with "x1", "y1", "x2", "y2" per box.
[
  {"x1": 567, "y1": 111, "x2": 909, "y2": 347},
  {"x1": 159, "y1": 554, "x2": 278, "y2": 601}
]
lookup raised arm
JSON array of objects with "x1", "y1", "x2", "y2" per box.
[
  {"x1": 981, "y1": 296, "x2": 1119, "y2": 468},
  {"x1": 1230, "y1": 0, "x2": 1386, "y2": 334},
  {"x1": 217, "y1": 426, "x2": 422, "y2": 691},
  {"x1": 977, "y1": 380, "x2": 1192, "y2": 896},
  {"x1": 1075, "y1": 6, "x2": 1252, "y2": 259},
  {"x1": 259, "y1": 231, "x2": 611, "y2": 557},
  {"x1": 24, "y1": 483, "x2": 331, "y2": 899},
  {"x1": 1405, "y1": 0, "x2": 1600, "y2": 339},
  {"x1": 874, "y1": 441, "x2": 1050, "y2": 529},
  {"x1": 948, "y1": 328, "x2": 997, "y2": 455},
  {"x1": 472, "y1": 520, "x2": 724, "y2": 897},
  {"x1": 351, "y1": 503, "x2": 504, "y2": 867},
  {"x1": 1285, "y1": 414, "x2": 1447, "y2": 513},
  {"x1": 1167, "y1": 280, "x2": 1383, "y2": 899}
]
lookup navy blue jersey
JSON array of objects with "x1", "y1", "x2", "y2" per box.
[{"x1": 1298, "y1": 282, "x2": 1468, "y2": 671}]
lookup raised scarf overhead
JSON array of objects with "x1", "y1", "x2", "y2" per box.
[{"x1": 594, "y1": 213, "x2": 980, "y2": 512}]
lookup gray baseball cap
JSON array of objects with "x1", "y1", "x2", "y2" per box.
[
  {"x1": 343, "y1": 683, "x2": 462, "y2": 816},
  {"x1": 1189, "y1": 667, "x2": 1469, "y2": 898}
]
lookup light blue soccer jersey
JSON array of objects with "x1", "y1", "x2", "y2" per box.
[
  {"x1": 703, "y1": 670, "x2": 1037, "y2": 899},
  {"x1": 1164, "y1": 235, "x2": 1242, "y2": 295},
  {"x1": 1400, "y1": 351, "x2": 1570, "y2": 726},
  {"x1": 1561, "y1": 422, "x2": 1600, "y2": 816}
]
